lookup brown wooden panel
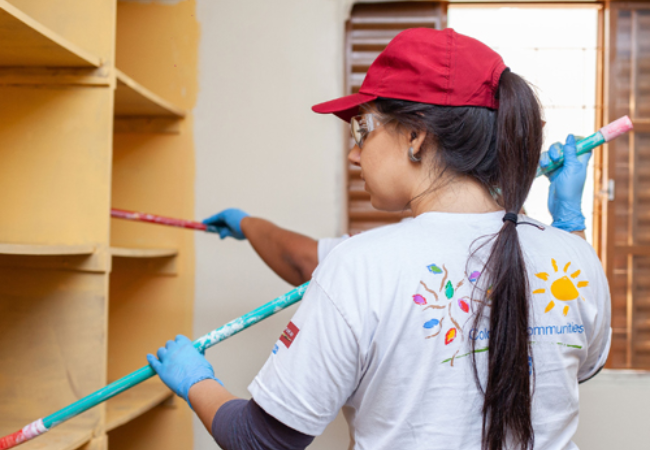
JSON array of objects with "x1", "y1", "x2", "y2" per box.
[
  {"x1": 634, "y1": 132, "x2": 650, "y2": 244},
  {"x1": 632, "y1": 256, "x2": 650, "y2": 367},
  {"x1": 345, "y1": 2, "x2": 448, "y2": 234},
  {"x1": 604, "y1": 2, "x2": 650, "y2": 369}
]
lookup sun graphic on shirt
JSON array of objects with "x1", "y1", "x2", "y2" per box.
[{"x1": 533, "y1": 259, "x2": 589, "y2": 316}]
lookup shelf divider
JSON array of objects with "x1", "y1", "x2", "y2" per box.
[
  {"x1": 110, "y1": 247, "x2": 178, "y2": 259},
  {"x1": 0, "y1": 244, "x2": 95, "y2": 256}
]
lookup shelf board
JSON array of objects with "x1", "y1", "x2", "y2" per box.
[
  {"x1": 114, "y1": 69, "x2": 185, "y2": 118},
  {"x1": 0, "y1": 416, "x2": 93, "y2": 450},
  {"x1": 0, "y1": 1, "x2": 101, "y2": 67},
  {"x1": 106, "y1": 379, "x2": 173, "y2": 432},
  {"x1": 110, "y1": 247, "x2": 178, "y2": 258},
  {"x1": 0, "y1": 244, "x2": 95, "y2": 256}
]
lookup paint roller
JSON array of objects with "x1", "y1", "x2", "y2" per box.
[
  {"x1": 111, "y1": 208, "x2": 216, "y2": 232},
  {"x1": 0, "y1": 283, "x2": 309, "y2": 449},
  {"x1": 536, "y1": 116, "x2": 633, "y2": 177}
]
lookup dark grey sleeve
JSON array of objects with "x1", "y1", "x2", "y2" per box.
[{"x1": 212, "y1": 399, "x2": 316, "y2": 450}]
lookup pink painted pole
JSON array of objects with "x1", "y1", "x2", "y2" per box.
[{"x1": 111, "y1": 208, "x2": 211, "y2": 232}]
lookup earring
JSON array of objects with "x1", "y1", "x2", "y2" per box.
[{"x1": 408, "y1": 146, "x2": 421, "y2": 163}]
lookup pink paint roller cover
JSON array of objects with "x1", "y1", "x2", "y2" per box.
[
  {"x1": 111, "y1": 208, "x2": 215, "y2": 232},
  {"x1": 536, "y1": 116, "x2": 633, "y2": 177}
]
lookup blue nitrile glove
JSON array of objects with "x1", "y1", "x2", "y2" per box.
[
  {"x1": 202, "y1": 208, "x2": 249, "y2": 240},
  {"x1": 540, "y1": 134, "x2": 592, "y2": 232},
  {"x1": 147, "y1": 335, "x2": 222, "y2": 407}
]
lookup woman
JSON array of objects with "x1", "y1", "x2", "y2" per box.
[{"x1": 148, "y1": 28, "x2": 610, "y2": 449}]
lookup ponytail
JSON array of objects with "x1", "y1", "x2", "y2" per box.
[
  {"x1": 470, "y1": 69, "x2": 543, "y2": 450},
  {"x1": 372, "y1": 69, "x2": 543, "y2": 449}
]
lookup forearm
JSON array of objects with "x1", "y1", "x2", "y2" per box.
[
  {"x1": 571, "y1": 230, "x2": 586, "y2": 240},
  {"x1": 189, "y1": 379, "x2": 238, "y2": 432},
  {"x1": 241, "y1": 217, "x2": 318, "y2": 286}
]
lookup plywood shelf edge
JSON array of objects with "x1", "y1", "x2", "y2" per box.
[
  {"x1": 0, "y1": 243, "x2": 95, "y2": 256},
  {"x1": 106, "y1": 379, "x2": 173, "y2": 432},
  {"x1": 0, "y1": 0, "x2": 101, "y2": 68},
  {"x1": 115, "y1": 69, "x2": 185, "y2": 118},
  {"x1": 110, "y1": 247, "x2": 178, "y2": 258}
]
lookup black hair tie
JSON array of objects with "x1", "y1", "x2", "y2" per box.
[
  {"x1": 502, "y1": 212, "x2": 546, "y2": 231},
  {"x1": 503, "y1": 212, "x2": 518, "y2": 225}
]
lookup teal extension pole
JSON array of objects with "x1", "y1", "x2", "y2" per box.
[
  {"x1": 536, "y1": 115, "x2": 633, "y2": 178},
  {"x1": 0, "y1": 282, "x2": 310, "y2": 450}
]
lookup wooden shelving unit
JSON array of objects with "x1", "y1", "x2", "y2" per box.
[
  {"x1": 0, "y1": 1, "x2": 197, "y2": 449},
  {"x1": 106, "y1": 379, "x2": 172, "y2": 432},
  {"x1": 113, "y1": 69, "x2": 185, "y2": 134},
  {"x1": 0, "y1": 0, "x2": 101, "y2": 67},
  {"x1": 0, "y1": 243, "x2": 95, "y2": 255},
  {"x1": 110, "y1": 247, "x2": 178, "y2": 259},
  {"x1": 115, "y1": 69, "x2": 185, "y2": 118}
]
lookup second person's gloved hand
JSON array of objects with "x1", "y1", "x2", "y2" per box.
[
  {"x1": 540, "y1": 134, "x2": 591, "y2": 232},
  {"x1": 202, "y1": 208, "x2": 250, "y2": 240},
  {"x1": 147, "y1": 335, "x2": 222, "y2": 408}
]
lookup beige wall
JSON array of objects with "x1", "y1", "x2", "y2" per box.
[
  {"x1": 193, "y1": 1, "x2": 353, "y2": 448},
  {"x1": 574, "y1": 371, "x2": 650, "y2": 449},
  {"x1": 192, "y1": 1, "x2": 649, "y2": 449}
]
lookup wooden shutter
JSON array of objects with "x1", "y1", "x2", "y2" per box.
[
  {"x1": 344, "y1": 2, "x2": 448, "y2": 235},
  {"x1": 602, "y1": 2, "x2": 650, "y2": 368}
]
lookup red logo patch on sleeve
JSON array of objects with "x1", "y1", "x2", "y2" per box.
[{"x1": 279, "y1": 321, "x2": 300, "y2": 348}]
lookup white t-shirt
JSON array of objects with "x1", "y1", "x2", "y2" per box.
[
  {"x1": 317, "y1": 235, "x2": 350, "y2": 263},
  {"x1": 249, "y1": 211, "x2": 611, "y2": 449}
]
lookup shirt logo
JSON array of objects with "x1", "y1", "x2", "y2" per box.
[{"x1": 280, "y1": 321, "x2": 300, "y2": 348}]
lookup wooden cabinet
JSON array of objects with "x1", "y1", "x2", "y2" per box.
[{"x1": 0, "y1": 1, "x2": 198, "y2": 448}]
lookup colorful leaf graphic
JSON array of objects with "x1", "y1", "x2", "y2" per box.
[
  {"x1": 445, "y1": 328, "x2": 457, "y2": 345},
  {"x1": 427, "y1": 264, "x2": 443, "y2": 274},
  {"x1": 445, "y1": 280, "x2": 454, "y2": 299},
  {"x1": 469, "y1": 271, "x2": 481, "y2": 283},
  {"x1": 423, "y1": 318, "x2": 439, "y2": 329},
  {"x1": 458, "y1": 298, "x2": 469, "y2": 313},
  {"x1": 412, "y1": 294, "x2": 427, "y2": 305}
]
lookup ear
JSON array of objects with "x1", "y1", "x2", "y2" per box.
[{"x1": 409, "y1": 130, "x2": 427, "y2": 157}]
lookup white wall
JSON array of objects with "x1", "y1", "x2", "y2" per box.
[
  {"x1": 575, "y1": 371, "x2": 650, "y2": 448},
  {"x1": 193, "y1": 1, "x2": 353, "y2": 448}
]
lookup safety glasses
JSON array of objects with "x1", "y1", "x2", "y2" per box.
[{"x1": 350, "y1": 114, "x2": 383, "y2": 148}]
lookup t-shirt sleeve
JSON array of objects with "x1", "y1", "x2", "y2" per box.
[
  {"x1": 578, "y1": 255, "x2": 612, "y2": 382},
  {"x1": 317, "y1": 236, "x2": 349, "y2": 263},
  {"x1": 211, "y1": 398, "x2": 315, "y2": 449},
  {"x1": 248, "y1": 279, "x2": 360, "y2": 436}
]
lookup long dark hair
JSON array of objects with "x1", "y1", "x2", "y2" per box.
[{"x1": 374, "y1": 69, "x2": 543, "y2": 450}]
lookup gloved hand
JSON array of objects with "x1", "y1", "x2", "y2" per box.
[
  {"x1": 540, "y1": 134, "x2": 591, "y2": 232},
  {"x1": 147, "y1": 335, "x2": 222, "y2": 407},
  {"x1": 202, "y1": 208, "x2": 249, "y2": 240}
]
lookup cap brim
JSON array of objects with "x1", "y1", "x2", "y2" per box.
[{"x1": 312, "y1": 92, "x2": 378, "y2": 123}]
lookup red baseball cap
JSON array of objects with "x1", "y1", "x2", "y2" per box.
[{"x1": 312, "y1": 28, "x2": 508, "y2": 122}]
